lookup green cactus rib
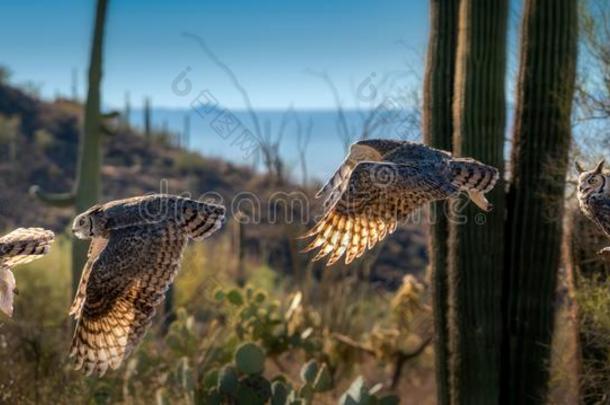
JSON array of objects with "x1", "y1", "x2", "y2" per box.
[
  {"x1": 447, "y1": 0, "x2": 509, "y2": 403},
  {"x1": 422, "y1": 1, "x2": 460, "y2": 404},
  {"x1": 29, "y1": 186, "x2": 76, "y2": 208},
  {"x1": 502, "y1": 0, "x2": 578, "y2": 403},
  {"x1": 31, "y1": 0, "x2": 108, "y2": 297}
]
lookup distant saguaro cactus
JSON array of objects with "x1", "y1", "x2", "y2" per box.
[
  {"x1": 71, "y1": 67, "x2": 79, "y2": 102},
  {"x1": 183, "y1": 114, "x2": 190, "y2": 149},
  {"x1": 123, "y1": 91, "x2": 131, "y2": 127},
  {"x1": 421, "y1": 0, "x2": 460, "y2": 403},
  {"x1": 502, "y1": 0, "x2": 578, "y2": 402},
  {"x1": 448, "y1": 0, "x2": 508, "y2": 403},
  {"x1": 144, "y1": 96, "x2": 152, "y2": 142},
  {"x1": 30, "y1": 0, "x2": 110, "y2": 295}
]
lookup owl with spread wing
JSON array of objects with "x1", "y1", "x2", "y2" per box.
[
  {"x1": 68, "y1": 194, "x2": 226, "y2": 376},
  {"x1": 302, "y1": 139, "x2": 500, "y2": 266},
  {"x1": 576, "y1": 160, "x2": 610, "y2": 256},
  {"x1": 0, "y1": 228, "x2": 55, "y2": 317}
]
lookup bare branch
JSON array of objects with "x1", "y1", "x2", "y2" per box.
[{"x1": 182, "y1": 32, "x2": 263, "y2": 141}]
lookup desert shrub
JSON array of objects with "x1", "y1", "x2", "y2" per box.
[
  {"x1": 575, "y1": 274, "x2": 610, "y2": 402},
  {"x1": 0, "y1": 231, "x2": 417, "y2": 403}
]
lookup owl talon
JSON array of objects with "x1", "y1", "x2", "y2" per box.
[{"x1": 468, "y1": 190, "x2": 493, "y2": 212}]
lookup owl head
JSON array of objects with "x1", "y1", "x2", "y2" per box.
[
  {"x1": 576, "y1": 160, "x2": 607, "y2": 199},
  {"x1": 72, "y1": 206, "x2": 106, "y2": 239}
]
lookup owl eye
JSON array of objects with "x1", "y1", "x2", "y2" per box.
[
  {"x1": 588, "y1": 177, "x2": 598, "y2": 185},
  {"x1": 79, "y1": 218, "x2": 86, "y2": 226}
]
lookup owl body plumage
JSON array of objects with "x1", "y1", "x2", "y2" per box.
[
  {"x1": 0, "y1": 228, "x2": 55, "y2": 317},
  {"x1": 304, "y1": 140, "x2": 500, "y2": 266},
  {"x1": 69, "y1": 194, "x2": 226, "y2": 376},
  {"x1": 576, "y1": 160, "x2": 610, "y2": 253}
]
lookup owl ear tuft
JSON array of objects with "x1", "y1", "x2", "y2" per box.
[
  {"x1": 594, "y1": 159, "x2": 605, "y2": 175},
  {"x1": 575, "y1": 161, "x2": 585, "y2": 174}
]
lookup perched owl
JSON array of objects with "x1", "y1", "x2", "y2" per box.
[
  {"x1": 303, "y1": 139, "x2": 500, "y2": 266},
  {"x1": 576, "y1": 160, "x2": 610, "y2": 256},
  {"x1": 68, "y1": 194, "x2": 226, "y2": 376},
  {"x1": 0, "y1": 228, "x2": 55, "y2": 317}
]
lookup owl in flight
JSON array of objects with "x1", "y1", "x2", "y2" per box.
[
  {"x1": 69, "y1": 194, "x2": 226, "y2": 376},
  {"x1": 0, "y1": 228, "x2": 55, "y2": 317},
  {"x1": 303, "y1": 139, "x2": 500, "y2": 266},
  {"x1": 576, "y1": 160, "x2": 610, "y2": 256}
]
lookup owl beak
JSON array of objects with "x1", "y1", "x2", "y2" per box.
[{"x1": 71, "y1": 227, "x2": 86, "y2": 240}]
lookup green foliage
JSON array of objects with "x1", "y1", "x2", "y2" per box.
[
  {"x1": 195, "y1": 342, "x2": 337, "y2": 405},
  {"x1": 0, "y1": 114, "x2": 20, "y2": 161},
  {"x1": 33, "y1": 128, "x2": 55, "y2": 151},
  {"x1": 215, "y1": 286, "x2": 321, "y2": 357},
  {"x1": 575, "y1": 273, "x2": 610, "y2": 401},
  {"x1": 1, "y1": 234, "x2": 408, "y2": 403},
  {"x1": 235, "y1": 342, "x2": 266, "y2": 375}
]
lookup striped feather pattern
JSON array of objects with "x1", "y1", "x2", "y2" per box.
[
  {"x1": 0, "y1": 228, "x2": 55, "y2": 267},
  {"x1": 70, "y1": 195, "x2": 226, "y2": 376},
  {"x1": 0, "y1": 228, "x2": 54, "y2": 317},
  {"x1": 449, "y1": 158, "x2": 499, "y2": 194},
  {"x1": 303, "y1": 161, "x2": 459, "y2": 266},
  {"x1": 70, "y1": 222, "x2": 187, "y2": 376}
]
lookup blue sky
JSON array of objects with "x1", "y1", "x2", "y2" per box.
[{"x1": 0, "y1": 0, "x2": 430, "y2": 110}]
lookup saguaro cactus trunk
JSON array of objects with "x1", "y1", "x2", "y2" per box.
[
  {"x1": 31, "y1": 0, "x2": 109, "y2": 296},
  {"x1": 422, "y1": 1, "x2": 460, "y2": 403},
  {"x1": 502, "y1": 0, "x2": 578, "y2": 403},
  {"x1": 448, "y1": 0, "x2": 508, "y2": 403}
]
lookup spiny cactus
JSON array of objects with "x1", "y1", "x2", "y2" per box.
[
  {"x1": 30, "y1": 0, "x2": 109, "y2": 295},
  {"x1": 214, "y1": 287, "x2": 321, "y2": 356},
  {"x1": 421, "y1": 1, "x2": 460, "y2": 403},
  {"x1": 503, "y1": 0, "x2": 578, "y2": 401},
  {"x1": 448, "y1": 0, "x2": 508, "y2": 403},
  {"x1": 197, "y1": 344, "x2": 337, "y2": 405}
]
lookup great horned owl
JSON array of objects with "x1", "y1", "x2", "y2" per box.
[
  {"x1": 0, "y1": 228, "x2": 55, "y2": 317},
  {"x1": 576, "y1": 160, "x2": 610, "y2": 256},
  {"x1": 303, "y1": 139, "x2": 500, "y2": 266},
  {"x1": 68, "y1": 194, "x2": 226, "y2": 376}
]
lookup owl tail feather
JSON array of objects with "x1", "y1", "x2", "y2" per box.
[
  {"x1": 449, "y1": 159, "x2": 500, "y2": 194},
  {"x1": 181, "y1": 203, "x2": 226, "y2": 241},
  {"x1": 0, "y1": 228, "x2": 55, "y2": 267}
]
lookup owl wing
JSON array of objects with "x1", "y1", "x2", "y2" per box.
[
  {"x1": 0, "y1": 267, "x2": 16, "y2": 317},
  {"x1": 0, "y1": 228, "x2": 54, "y2": 317},
  {"x1": 69, "y1": 237, "x2": 109, "y2": 318},
  {"x1": 303, "y1": 161, "x2": 458, "y2": 266},
  {"x1": 315, "y1": 144, "x2": 385, "y2": 201},
  {"x1": 587, "y1": 193, "x2": 610, "y2": 238},
  {"x1": 0, "y1": 228, "x2": 55, "y2": 268},
  {"x1": 383, "y1": 142, "x2": 452, "y2": 164},
  {"x1": 69, "y1": 221, "x2": 187, "y2": 376}
]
